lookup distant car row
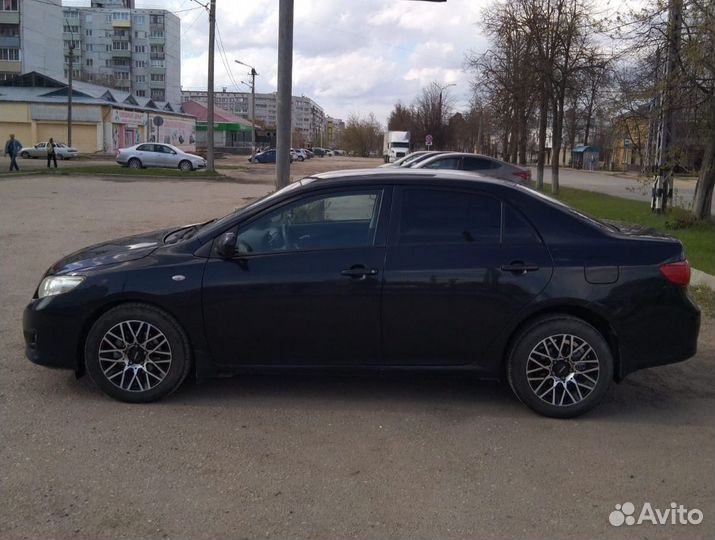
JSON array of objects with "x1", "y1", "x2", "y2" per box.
[
  {"x1": 20, "y1": 142, "x2": 79, "y2": 160},
  {"x1": 250, "y1": 147, "x2": 346, "y2": 163},
  {"x1": 379, "y1": 150, "x2": 532, "y2": 185}
]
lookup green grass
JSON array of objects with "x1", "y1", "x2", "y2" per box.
[
  {"x1": 44, "y1": 165, "x2": 223, "y2": 178},
  {"x1": 540, "y1": 184, "x2": 715, "y2": 274}
]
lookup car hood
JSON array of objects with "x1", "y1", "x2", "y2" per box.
[
  {"x1": 182, "y1": 153, "x2": 205, "y2": 161},
  {"x1": 48, "y1": 227, "x2": 174, "y2": 275}
]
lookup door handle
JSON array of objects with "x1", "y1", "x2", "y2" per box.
[
  {"x1": 501, "y1": 261, "x2": 540, "y2": 274},
  {"x1": 341, "y1": 265, "x2": 378, "y2": 279}
]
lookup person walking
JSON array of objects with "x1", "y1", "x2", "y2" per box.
[
  {"x1": 47, "y1": 138, "x2": 58, "y2": 168},
  {"x1": 4, "y1": 133, "x2": 22, "y2": 171}
]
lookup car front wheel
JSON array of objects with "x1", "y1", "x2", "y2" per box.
[
  {"x1": 21, "y1": 151, "x2": 30, "y2": 158},
  {"x1": 85, "y1": 304, "x2": 191, "y2": 403},
  {"x1": 179, "y1": 160, "x2": 193, "y2": 172},
  {"x1": 507, "y1": 315, "x2": 613, "y2": 418}
]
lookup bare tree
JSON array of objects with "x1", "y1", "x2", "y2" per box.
[{"x1": 342, "y1": 113, "x2": 383, "y2": 157}]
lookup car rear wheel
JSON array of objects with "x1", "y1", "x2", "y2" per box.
[
  {"x1": 85, "y1": 304, "x2": 191, "y2": 403},
  {"x1": 179, "y1": 160, "x2": 193, "y2": 172},
  {"x1": 128, "y1": 158, "x2": 142, "y2": 169},
  {"x1": 507, "y1": 315, "x2": 613, "y2": 418}
]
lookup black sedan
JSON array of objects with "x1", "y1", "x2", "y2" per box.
[{"x1": 23, "y1": 169, "x2": 700, "y2": 417}]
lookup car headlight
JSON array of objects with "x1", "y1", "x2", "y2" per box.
[{"x1": 38, "y1": 276, "x2": 85, "y2": 298}]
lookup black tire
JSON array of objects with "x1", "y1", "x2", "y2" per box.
[
  {"x1": 85, "y1": 303, "x2": 192, "y2": 403},
  {"x1": 179, "y1": 160, "x2": 193, "y2": 172},
  {"x1": 20, "y1": 151, "x2": 30, "y2": 158},
  {"x1": 128, "y1": 158, "x2": 142, "y2": 169},
  {"x1": 507, "y1": 314, "x2": 613, "y2": 418}
]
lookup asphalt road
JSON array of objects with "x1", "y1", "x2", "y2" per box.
[{"x1": 1, "y1": 175, "x2": 713, "y2": 540}]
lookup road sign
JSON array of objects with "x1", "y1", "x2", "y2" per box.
[{"x1": 425, "y1": 134, "x2": 433, "y2": 147}]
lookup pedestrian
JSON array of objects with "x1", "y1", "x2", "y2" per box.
[
  {"x1": 4, "y1": 133, "x2": 22, "y2": 171},
  {"x1": 47, "y1": 138, "x2": 58, "y2": 168}
]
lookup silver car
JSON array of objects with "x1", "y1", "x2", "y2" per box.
[
  {"x1": 412, "y1": 152, "x2": 532, "y2": 184},
  {"x1": 20, "y1": 142, "x2": 79, "y2": 160},
  {"x1": 116, "y1": 143, "x2": 207, "y2": 172}
]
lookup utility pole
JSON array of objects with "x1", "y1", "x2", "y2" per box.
[
  {"x1": 236, "y1": 60, "x2": 258, "y2": 162},
  {"x1": 276, "y1": 0, "x2": 294, "y2": 189},
  {"x1": 67, "y1": 42, "x2": 74, "y2": 146},
  {"x1": 206, "y1": 0, "x2": 216, "y2": 172}
]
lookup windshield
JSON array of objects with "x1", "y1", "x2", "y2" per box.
[{"x1": 392, "y1": 142, "x2": 410, "y2": 149}]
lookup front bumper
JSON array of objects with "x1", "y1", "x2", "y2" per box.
[{"x1": 23, "y1": 297, "x2": 84, "y2": 371}]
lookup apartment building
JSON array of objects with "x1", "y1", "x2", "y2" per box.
[
  {"x1": 0, "y1": 0, "x2": 63, "y2": 81},
  {"x1": 181, "y1": 89, "x2": 333, "y2": 146},
  {"x1": 62, "y1": 0, "x2": 180, "y2": 104}
]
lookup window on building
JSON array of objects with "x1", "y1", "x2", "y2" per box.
[
  {"x1": 135, "y1": 60, "x2": 146, "y2": 68},
  {"x1": 0, "y1": 47, "x2": 19, "y2": 61},
  {"x1": 113, "y1": 71, "x2": 129, "y2": 80},
  {"x1": 106, "y1": 59, "x2": 112, "y2": 67},
  {"x1": 112, "y1": 12, "x2": 130, "y2": 21},
  {"x1": 0, "y1": 24, "x2": 19, "y2": 37},
  {"x1": 1, "y1": 1, "x2": 19, "y2": 11},
  {"x1": 150, "y1": 60, "x2": 164, "y2": 68},
  {"x1": 134, "y1": 45, "x2": 145, "y2": 53},
  {"x1": 136, "y1": 75, "x2": 145, "y2": 83},
  {"x1": 134, "y1": 15, "x2": 145, "y2": 25},
  {"x1": 63, "y1": 25, "x2": 79, "y2": 33},
  {"x1": 150, "y1": 14, "x2": 164, "y2": 24},
  {"x1": 136, "y1": 89, "x2": 146, "y2": 97},
  {"x1": 150, "y1": 73, "x2": 164, "y2": 82},
  {"x1": 150, "y1": 44, "x2": 164, "y2": 53},
  {"x1": 64, "y1": 40, "x2": 80, "y2": 49},
  {"x1": 86, "y1": 58, "x2": 93, "y2": 66},
  {"x1": 150, "y1": 89, "x2": 165, "y2": 101},
  {"x1": 85, "y1": 29, "x2": 92, "y2": 36},
  {"x1": 113, "y1": 41, "x2": 129, "y2": 50},
  {"x1": 86, "y1": 44, "x2": 93, "y2": 51},
  {"x1": 149, "y1": 30, "x2": 164, "y2": 38}
]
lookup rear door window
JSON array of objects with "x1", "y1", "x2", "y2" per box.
[{"x1": 397, "y1": 188, "x2": 501, "y2": 244}]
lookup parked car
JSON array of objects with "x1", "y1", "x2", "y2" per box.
[
  {"x1": 310, "y1": 147, "x2": 326, "y2": 157},
  {"x1": 116, "y1": 143, "x2": 206, "y2": 171},
  {"x1": 300, "y1": 148, "x2": 314, "y2": 159},
  {"x1": 324, "y1": 149, "x2": 335, "y2": 157},
  {"x1": 20, "y1": 142, "x2": 79, "y2": 160},
  {"x1": 23, "y1": 168, "x2": 699, "y2": 417},
  {"x1": 379, "y1": 150, "x2": 443, "y2": 168},
  {"x1": 291, "y1": 148, "x2": 308, "y2": 162},
  {"x1": 413, "y1": 152, "x2": 532, "y2": 184},
  {"x1": 251, "y1": 149, "x2": 294, "y2": 163}
]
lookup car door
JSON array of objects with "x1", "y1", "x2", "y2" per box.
[
  {"x1": 381, "y1": 186, "x2": 553, "y2": 366},
  {"x1": 153, "y1": 144, "x2": 175, "y2": 168},
  {"x1": 135, "y1": 143, "x2": 156, "y2": 166},
  {"x1": 202, "y1": 186, "x2": 391, "y2": 366}
]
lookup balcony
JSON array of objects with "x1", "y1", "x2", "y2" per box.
[
  {"x1": 0, "y1": 60, "x2": 21, "y2": 73},
  {"x1": 111, "y1": 49, "x2": 131, "y2": 58},
  {"x1": 0, "y1": 36, "x2": 19, "y2": 48},
  {"x1": 149, "y1": 52, "x2": 165, "y2": 60},
  {"x1": 0, "y1": 11, "x2": 20, "y2": 25},
  {"x1": 149, "y1": 79, "x2": 164, "y2": 88},
  {"x1": 148, "y1": 36, "x2": 164, "y2": 44},
  {"x1": 112, "y1": 19, "x2": 131, "y2": 28}
]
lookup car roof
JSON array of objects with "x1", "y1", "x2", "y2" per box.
[
  {"x1": 417, "y1": 152, "x2": 521, "y2": 166},
  {"x1": 303, "y1": 168, "x2": 518, "y2": 189}
]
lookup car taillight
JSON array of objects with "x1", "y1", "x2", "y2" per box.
[
  {"x1": 660, "y1": 260, "x2": 691, "y2": 285},
  {"x1": 513, "y1": 171, "x2": 530, "y2": 181}
]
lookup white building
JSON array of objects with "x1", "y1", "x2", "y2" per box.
[{"x1": 0, "y1": 0, "x2": 64, "y2": 81}]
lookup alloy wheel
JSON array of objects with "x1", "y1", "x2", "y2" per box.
[
  {"x1": 526, "y1": 334, "x2": 600, "y2": 406},
  {"x1": 97, "y1": 320, "x2": 172, "y2": 392}
]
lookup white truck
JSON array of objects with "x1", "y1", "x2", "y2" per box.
[{"x1": 383, "y1": 131, "x2": 410, "y2": 163}]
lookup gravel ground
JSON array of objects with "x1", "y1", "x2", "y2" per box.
[{"x1": 0, "y1": 174, "x2": 712, "y2": 540}]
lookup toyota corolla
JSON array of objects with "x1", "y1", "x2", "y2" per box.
[{"x1": 23, "y1": 169, "x2": 700, "y2": 417}]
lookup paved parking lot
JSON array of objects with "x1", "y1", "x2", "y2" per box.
[{"x1": 1, "y1": 175, "x2": 713, "y2": 539}]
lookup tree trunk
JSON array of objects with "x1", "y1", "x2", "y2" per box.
[
  {"x1": 536, "y1": 88, "x2": 548, "y2": 191},
  {"x1": 551, "y1": 94, "x2": 564, "y2": 195},
  {"x1": 692, "y1": 97, "x2": 715, "y2": 220}
]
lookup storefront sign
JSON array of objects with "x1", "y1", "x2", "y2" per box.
[{"x1": 111, "y1": 109, "x2": 148, "y2": 126}]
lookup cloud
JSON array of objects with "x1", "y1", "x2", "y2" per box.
[{"x1": 137, "y1": 0, "x2": 493, "y2": 124}]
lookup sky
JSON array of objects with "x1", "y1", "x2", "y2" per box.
[{"x1": 62, "y1": 0, "x2": 631, "y2": 126}]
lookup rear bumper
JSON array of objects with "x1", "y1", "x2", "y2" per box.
[
  {"x1": 616, "y1": 288, "x2": 701, "y2": 379},
  {"x1": 23, "y1": 298, "x2": 83, "y2": 371}
]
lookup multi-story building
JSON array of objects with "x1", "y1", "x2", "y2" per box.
[
  {"x1": 0, "y1": 0, "x2": 63, "y2": 81},
  {"x1": 181, "y1": 89, "x2": 333, "y2": 146},
  {"x1": 62, "y1": 0, "x2": 180, "y2": 104}
]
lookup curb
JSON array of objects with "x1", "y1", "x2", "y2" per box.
[{"x1": 691, "y1": 268, "x2": 715, "y2": 289}]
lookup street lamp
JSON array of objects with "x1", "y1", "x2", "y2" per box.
[
  {"x1": 235, "y1": 59, "x2": 258, "y2": 162},
  {"x1": 437, "y1": 83, "x2": 456, "y2": 150}
]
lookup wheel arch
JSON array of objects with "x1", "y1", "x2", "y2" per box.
[{"x1": 497, "y1": 303, "x2": 621, "y2": 382}]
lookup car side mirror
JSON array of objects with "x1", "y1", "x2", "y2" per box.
[{"x1": 216, "y1": 232, "x2": 237, "y2": 258}]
